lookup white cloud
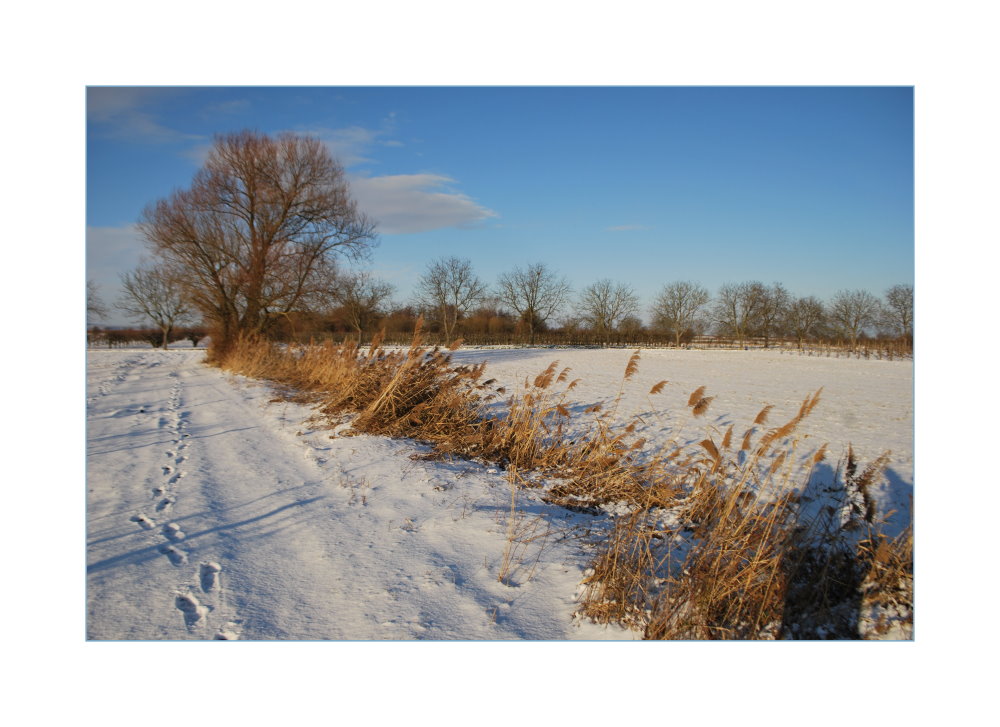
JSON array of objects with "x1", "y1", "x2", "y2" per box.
[
  {"x1": 87, "y1": 87, "x2": 201, "y2": 144},
  {"x1": 349, "y1": 174, "x2": 498, "y2": 234}
]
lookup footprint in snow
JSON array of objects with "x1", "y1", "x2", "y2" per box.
[
  {"x1": 130, "y1": 514, "x2": 155, "y2": 530},
  {"x1": 214, "y1": 620, "x2": 241, "y2": 640},
  {"x1": 200, "y1": 562, "x2": 222, "y2": 592},
  {"x1": 163, "y1": 523, "x2": 185, "y2": 541},
  {"x1": 174, "y1": 591, "x2": 208, "y2": 628},
  {"x1": 155, "y1": 496, "x2": 175, "y2": 513},
  {"x1": 162, "y1": 465, "x2": 173, "y2": 476},
  {"x1": 159, "y1": 544, "x2": 188, "y2": 566}
]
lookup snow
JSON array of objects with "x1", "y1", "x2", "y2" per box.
[
  {"x1": 87, "y1": 345, "x2": 912, "y2": 641},
  {"x1": 87, "y1": 347, "x2": 630, "y2": 640},
  {"x1": 454, "y1": 346, "x2": 914, "y2": 534}
]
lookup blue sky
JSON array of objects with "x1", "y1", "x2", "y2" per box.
[{"x1": 87, "y1": 86, "x2": 913, "y2": 326}]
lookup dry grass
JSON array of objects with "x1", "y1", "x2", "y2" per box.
[
  {"x1": 577, "y1": 386, "x2": 912, "y2": 640},
  {"x1": 211, "y1": 331, "x2": 911, "y2": 640}
]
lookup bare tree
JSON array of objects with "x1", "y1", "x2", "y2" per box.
[
  {"x1": 883, "y1": 284, "x2": 913, "y2": 345},
  {"x1": 829, "y1": 289, "x2": 880, "y2": 350},
  {"x1": 495, "y1": 263, "x2": 572, "y2": 344},
  {"x1": 87, "y1": 279, "x2": 109, "y2": 324},
  {"x1": 650, "y1": 281, "x2": 710, "y2": 346},
  {"x1": 329, "y1": 270, "x2": 395, "y2": 337},
  {"x1": 785, "y1": 296, "x2": 827, "y2": 349},
  {"x1": 138, "y1": 130, "x2": 377, "y2": 352},
  {"x1": 578, "y1": 279, "x2": 639, "y2": 335},
  {"x1": 415, "y1": 257, "x2": 487, "y2": 341},
  {"x1": 712, "y1": 281, "x2": 768, "y2": 346},
  {"x1": 756, "y1": 282, "x2": 790, "y2": 348},
  {"x1": 116, "y1": 264, "x2": 193, "y2": 348}
]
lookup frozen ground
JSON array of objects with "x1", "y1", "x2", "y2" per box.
[
  {"x1": 86, "y1": 347, "x2": 628, "y2": 640},
  {"x1": 454, "y1": 346, "x2": 914, "y2": 534},
  {"x1": 86, "y1": 345, "x2": 912, "y2": 640}
]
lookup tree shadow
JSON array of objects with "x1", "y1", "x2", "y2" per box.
[
  {"x1": 87, "y1": 492, "x2": 325, "y2": 575},
  {"x1": 780, "y1": 461, "x2": 865, "y2": 639}
]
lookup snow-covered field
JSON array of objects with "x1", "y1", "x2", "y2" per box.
[
  {"x1": 86, "y1": 345, "x2": 912, "y2": 640},
  {"x1": 456, "y1": 346, "x2": 914, "y2": 535}
]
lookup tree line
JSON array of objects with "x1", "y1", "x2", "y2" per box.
[{"x1": 87, "y1": 130, "x2": 912, "y2": 353}]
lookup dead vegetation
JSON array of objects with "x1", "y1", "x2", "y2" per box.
[{"x1": 210, "y1": 327, "x2": 912, "y2": 640}]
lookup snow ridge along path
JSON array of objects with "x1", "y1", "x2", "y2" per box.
[{"x1": 86, "y1": 348, "x2": 625, "y2": 640}]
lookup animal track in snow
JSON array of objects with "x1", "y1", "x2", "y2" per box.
[
  {"x1": 200, "y1": 562, "x2": 222, "y2": 592},
  {"x1": 155, "y1": 496, "x2": 174, "y2": 513},
  {"x1": 163, "y1": 522, "x2": 185, "y2": 540}
]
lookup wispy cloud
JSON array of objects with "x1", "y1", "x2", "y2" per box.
[
  {"x1": 202, "y1": 98, "x2": 251, "y2": 116},
  {"x1": 349, "y1": 174, "x2": 497, "y2": 234},
  {"x1": 86, "y1": 224, "x2": 147, "y2": 302},
  {"x1": 297, "y1": 113, "x2": 403, "y2": 167},
  {"x1": 606, "y1": 224, "x2": 651, "y2": 231},
  {"x1": 87, "y1": 87, "x2": 201, "y2": 144}
]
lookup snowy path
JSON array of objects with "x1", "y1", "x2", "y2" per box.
[{"x1": 86, "y1": 349, "x2": 624, "y2": 640}]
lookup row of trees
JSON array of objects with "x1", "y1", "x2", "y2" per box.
[
  {"x1": 664, "y1": 281, "x2": 913, "y2": 350},
  {"x1": 88, "y1": 130, "x2": 912, "y2": 352},
  {"x1": 95, "y1": 257, "x2": 911, "y2": 352},
  {"x1": 361, "y1": 261, "x2": 912, "y2": 350}
]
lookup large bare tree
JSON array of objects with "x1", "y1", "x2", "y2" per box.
[
  {"x1": 138, "y1": 130, "x2": 377, "y2": 351},
  {"x1": 650, "y1": 281, "x2": 710, "y2": 346},
  {"x1": 495, "y1": 263, "x2": 571, "y2": 344},
  {"x1": 829, "y1": 289, "x2": 880, "y2": 350},
  {"x1": 329, "y1": 270, "x2": 395, "y2": 337},
  {"x1": 415, "y1": 257, "x2": 487, "y2": 341},
  {"x1": 116, "y1": 264, "x2": 193, "y2": 348},
  {"x1": 578, "y1": 279, "x2": 639, "y2": 335}
]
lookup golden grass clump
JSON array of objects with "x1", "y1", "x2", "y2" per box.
[
  {"x1": 576, "y1": 381, "x2": 911, "y2": 640},
  {"x1": 577, "y1": 510, "x2": 665, "y2": 628}
]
